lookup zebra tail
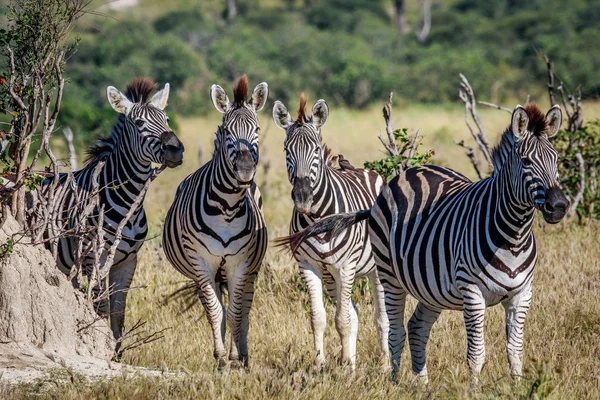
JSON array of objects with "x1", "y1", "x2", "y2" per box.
[{"x1": 274, "y1": 209, "x2": 371, "y2": 254}]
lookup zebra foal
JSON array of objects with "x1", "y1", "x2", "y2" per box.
[
  {"x1": 273, "y1": 95, "x2": 388, "y2": 370},
  {"x1": 31, "y1": 77, "x2": 184, "y2": 348},
  {"x1": 162, "y1": 76, "x2": 268, "y2": 369},
  {"x1": 283, "y1": 104, "x2": 568, "y2": 385}
]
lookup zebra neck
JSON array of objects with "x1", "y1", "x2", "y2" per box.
[
  {"x1": 99, "y1": 129, "x2": 153, "y2": 206},
  {"x1": 306, "y1": 166, "x2": 337, "y2": 218},
  {"x1": 488, "y1": 166, "x2": 535, "y2": 245},
  {"x1": 206, "y1": 143, "x2": 248, "y2": 211}
]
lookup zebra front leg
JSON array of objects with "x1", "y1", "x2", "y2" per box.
[
  {"x1": 461, "y1": 285, "x2": 487, "y2": 387},
  {"x1": 108, "y1": 256, "x2": 137, "y2": 354},
  {"x1": 195, "y1": 267, "x2": 227, "y2": 369},
  {"x1": 333, "y1": 266, "x2": 358, "y2": 370},
  {"x1": 368, "y1": 270, "x2": 390, "y2": 365},
  {"x1": 299, "y1": 262, "x2": 327, "y2": 369},
  {"x1": 502, "y1": 283, "x2": 533, "y2": 380},
  {"x1": 407, "y1": 302, "x2": 442, "y2": 385},
  {"x1": 238, "y1": 271, "x2": 258, "y2": 368}
]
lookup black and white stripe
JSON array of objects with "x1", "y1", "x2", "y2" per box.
[
  {"x1": 162, "y1": 76, "x2": 268, "y2": 369},
  {"x1": 273, "y1": 97, "x2": 386, "y2": 369},
  {"x1": 283, "y1": 104, "x2": 568, "y2": 384},
  {"x1": 32, "y1": 78, "x2": 184, "y2": 347}
]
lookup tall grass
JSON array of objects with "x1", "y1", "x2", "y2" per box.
[{"x1": 8, "y1": 103, "x2": 600, "y2": 399}]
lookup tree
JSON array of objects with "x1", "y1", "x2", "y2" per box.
[
  {"x1": 394, "y1": 0, "x2": 407, "y2": 34},
  {"x1": 0, "y1": 0, "x2": 89, "y2": 225}
]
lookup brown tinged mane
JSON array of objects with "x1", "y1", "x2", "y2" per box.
[
  {"x1": 233, "y1": 75, "x2": 248, "y2": 106},
  {"x1": 125, "y1": 77, "x2": 158, "y2": 104},
  {"x1": 523, "y1": 103, "x2": 548, "y2": 135},
  {"x1": 297, "y1": 93, "x2": 308, "y2": 126}
]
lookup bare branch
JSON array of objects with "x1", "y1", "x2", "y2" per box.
[
  {"x1": 378, "y1": 92, "x2": 400, "y2": 158},
  {"x1": 544, "y1": 55, "x2": 556, "y2": 106},
  {"x1": 63, "y1": 126, "x2": 78, "y2": 170},
  {"x1": 569, "y1": 153, "x2": 585, "y2": 217},
  {"x1": 455, "y1": 140, "x2": 483, "y2": 179},
  {"x1": 478, "y1": 101, "x2": 511, "y2": 113}
]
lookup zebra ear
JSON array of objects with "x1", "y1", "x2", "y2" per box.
[
  {"x1": 272, "y1": 101, "x2": 292, "y2": 131},
  {"x1": 312, "y1": 99, "x2": 329, "y2": 129},
  {"x1": 251, "y1": 82, "x2": 268, "y2": 112},
  {"x1": 107, "y1": 86, "x2": 133, "y2": 115},
  {"x1": 210, "y1": 84, "x2": 230, "y2": 114},
  {"x1": 511, "y1": 105, "x2": 529, "y2": 141},
  {"x1": 150, "y1": 83, "x2": 170, "y2": 110},
  {"x1": 545, "y1": 105, "x2": 562, "y2": 138}
]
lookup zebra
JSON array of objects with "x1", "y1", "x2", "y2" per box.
[
  {"x1": 31, "y1": 77, "x2": 184, "y2": 349},
  {"x1": 162, "y1": 76, "x2": 268, "y2": 369},
  {"x1": 281, "y1": 104, "x2": 568, "y2": 385},
  {"x1": 272, "y1": 95, "x2": 388, "y2": 370}
]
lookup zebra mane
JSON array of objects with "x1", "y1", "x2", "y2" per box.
[
  {"x1": 232, "y1": 75, "x2": 248, "y2": 107},
  {"x1": 491, "y1": 103, "x2": 548, "y2": 175},
  {"x1": 85, "y1": 77, "x2": 159, "y2": 165},
  {"x1": 296, "y1": 93, "x2": 308, "y2": 126}
]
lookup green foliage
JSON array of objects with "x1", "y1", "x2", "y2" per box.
[
  {"x1": 363, "y1": 128, "x2": 434, "y2": 181},
  {"x1": 17, "y1": 0, "x2": 598, "y2": 145},
  {"x1": 554, "y1": 119, "x2": 600, "y2": 221},
  {"x1": 0, "y1": 237, "x2": 15, "y2": 258}
]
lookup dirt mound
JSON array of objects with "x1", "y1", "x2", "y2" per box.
[{"x1": 0, "y1": 215, "x2": 115, "y2": 379}]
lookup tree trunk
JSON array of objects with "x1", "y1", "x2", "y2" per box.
[
  {"x1": 227, "y1": 0, "x2": 238, "y2": 21},
  {"x1": 416, "y1": 0, "x2": 432, "y2": 43},
  {"x1": 394, "y1": 0, "x2": 407, "y2": 34}
]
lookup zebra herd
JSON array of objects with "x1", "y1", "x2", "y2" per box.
[{"x1": 36, "y1": 75, "x2": 568, "y2": 386}]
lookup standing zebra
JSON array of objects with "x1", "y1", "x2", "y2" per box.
[
  {"x1": 162, "y1": 76, "x2": 268, "y2": 369},
  {"x1": 32, "y1": 78, "x2": 184, "y2": 347},
  {"x1": 282, "y1": 104, "x2": 568, "y2": 385},
  {"x1": 273, "y1": 95, "x2": 388, "y2": 370}
]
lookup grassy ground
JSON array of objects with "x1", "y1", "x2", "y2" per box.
[{"x1": 8, "y1": 102, "x2": 600, "y2": 398}]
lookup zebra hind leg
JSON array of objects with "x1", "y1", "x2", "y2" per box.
[
  {"x1": 407, "y1": 301, "x2": 442, "y2": 386},
  {"x1": 502, "y1": 283, "x2": 532, "y2": 380},
  {"x1": 368, "y1": 270, "x2": 390, "y2": 368},
  {"x1": 378, "y1": 267, "x2": 407, "y2": 379}
]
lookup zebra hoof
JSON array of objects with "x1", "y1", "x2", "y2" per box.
[
  {"x1": 217, "y1": 357, "x2": 227, "y2": 371},
  {"x1": 230, "y1": 359, "x2": 245, "y2": 370}
]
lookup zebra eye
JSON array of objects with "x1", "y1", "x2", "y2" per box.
[
  {"x1": 135, "y1": 119, "x2": 145, "y2": 127},
  {"x1": 522, "y1": 157, "x2": 532, "y2": 167}
]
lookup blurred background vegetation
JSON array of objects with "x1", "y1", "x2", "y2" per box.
[{"x1": 2, "y1": 0, "x2": 596, "y2": 148}]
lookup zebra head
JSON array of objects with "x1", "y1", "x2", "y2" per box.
[
  {"x1": 509, "y1": 104, "x2": 568, "y2": 224},
  {"x1": 273, "y1": 95, "x2": 329, "y2": 214},
  {"x1": 106, "y1": 78, "x2": 184, "y2": 168},
  {"x1": 210, "y1": 76, "x2": 269, "y2": 188}
]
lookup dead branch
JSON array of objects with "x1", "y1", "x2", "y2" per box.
[
  {"x1": 458, "y1": 74, "x2": 493, "y2": 168},
  {"x1": 378, "y1": 92, "x2": 400, "y2": 158},
  {"x1": 478, "y1": 101, "x2": 511, "y2": 114},
  {"x1": 569, "y1": 153, "x2": 585, "y2": 217},
  {"x1": 406, "y1": 129, "x2": 422, "y2": 168},
  {"x1": 456, "y1": 140, "x2": 483, "y2": 179},
  {"x1": 545, "y1": 55, "x2": 556, "y2": 106},
  {"x1": 63, "y1": 127, "x2": 78, "y2": 170},
  {"x1": 100, "y1": 165, "x2": 166, "y2": 281},
  {"x1": 115, "y1": 319, "x2": 171, "y2": 358}
]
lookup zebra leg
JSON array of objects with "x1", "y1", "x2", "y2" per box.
[
  {"x1": 299, "y1": 262, "x2": 327, "y2": 368},
  {"x1": 502, "y1": 283, "x2": 533, "y2": 380},
  {"x1": 195, "y1": 266, "x2": 227, "y2": 369},
  {"x1": 238, "y1": 271, "x2": 258, "y2": 368},
  {"x1": 379, "y1": 266, "x2": 407, "y2": 378},
  {"x1": 108, "y1": 256, "x2": 137, "y2": 353},
  {"x1": 368, "y1": 270, "x2": 390, "y2": 364},
  {"x1": 333, "y1": 266, "x2": 358, "y2": 369},
  {"x1": 461, "y1": 285, "x2": 487, "y2": 387},
  {"x1": 407, "y1": 302, "x2": 442, "y2": 385},
  {"x1": 225, "y1": 267, "x2": 245, "y2": 368}
]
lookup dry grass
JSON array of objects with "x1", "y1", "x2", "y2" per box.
[{"x1": 8, "y1": 102, "x2": 600, "y2": 399}]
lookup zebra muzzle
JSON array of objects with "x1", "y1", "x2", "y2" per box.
[
  {"x1": 161, "y1": 131, "x2": 185, "y2": 167},
  {"x1": 292, "y1": 176, "x2": 313, "y2": 214},
  {"x1": 233, "y1": 149, "x2": 256, "y2": 187}
]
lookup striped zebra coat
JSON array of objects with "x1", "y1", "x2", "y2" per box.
[
  {"x1": 30, "y1": 78, "x2": 184, "y2": 349},
  {"x1": 162, "y1": 76, "x2": 268, "y2": 369},
  {"x1": 283, "y1": 104, "x2": 568, "y2": 385},
  {"x1": 273, "y1": 96, "x2": 387, "y2": 369}
]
